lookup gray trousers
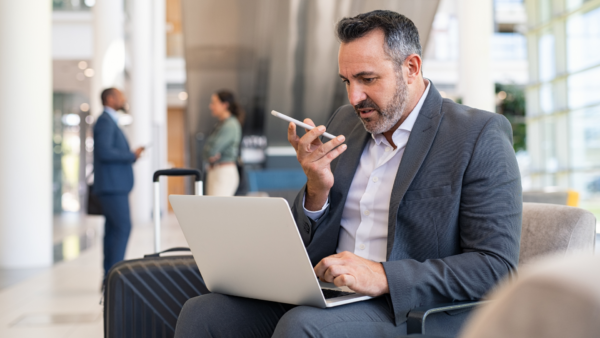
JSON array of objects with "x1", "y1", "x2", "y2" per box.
[{"x1": 174, "y1": 293, "x2": 406, "y2": 338}]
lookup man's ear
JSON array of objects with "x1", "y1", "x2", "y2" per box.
[{"x1": 403, "y1": 54, "x2": 422, "y2": 85}]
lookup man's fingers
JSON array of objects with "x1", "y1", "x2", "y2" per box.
[
  {"x1": 300, "y1": 133, "x2": 345, "y2": 163},
  {"x1": 333, "y1": 274, "x2": 356, "y2": 288},
  {"x1": 308, "y1": 141, "x2": 348, "y2": 167},
  {"x1": 303, "y1": 118, "x2": 316, "y2": 133},
  {"x1": 323, "y1": 264, "x2": 350, "y2": 283},
  {"x1": 287, "y1": 122, "x2": 300, "y2": 150},
  {"x1": 297, "y1": 125, "x2": 327, "y2": 154},
  {"x1": 314, "y1": 256, "x2": 345, "y2": 279}
]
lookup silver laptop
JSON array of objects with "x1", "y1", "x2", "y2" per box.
[{"x1": 169, "y1": 195, "x2": 372, "y2": 308}]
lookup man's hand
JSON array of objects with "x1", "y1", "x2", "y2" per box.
[
  {"x1": 134, "y1": 147, "x2": 145, "y2": 160},
  {"x1": 314, "y1": 251, "x2": 389, "y2": 297},
  {"x1": 287, "y1": 119, "x2": 346, "y2": 211}
]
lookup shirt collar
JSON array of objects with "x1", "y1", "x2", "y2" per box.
[
  {"x1": 372, "y1": 80, "x2": 431, "y2": 146},
  {"x1": 104, "y1": 106, "x2": 119, "y2": 124}
]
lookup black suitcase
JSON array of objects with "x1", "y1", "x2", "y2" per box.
[{"x1": 104, "y1": 169, "x2": 209, "y2": 338}]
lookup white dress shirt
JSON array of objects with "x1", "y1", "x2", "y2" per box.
[
  {"x1": 304, "y1": 82, "x2": 431, "y2": 262},
  {"x1": 104, "y1": 106, "x2": 119, "y2": 125}
]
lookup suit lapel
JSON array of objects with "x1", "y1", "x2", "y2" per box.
[
  {"x1": 386, "y1": 84, "x2": 445, "y2": 259},
  {"x1": 103, "y1": 110, "x2": 131, "y2": 149},
  {"x1": 330, "y1": 122, "x2": 370, "y2": 215}
]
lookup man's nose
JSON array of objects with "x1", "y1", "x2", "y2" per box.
[{"x1": 347, "y1": 84, "x2": 367, "y2": 106}]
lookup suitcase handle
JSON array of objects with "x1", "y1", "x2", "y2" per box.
[
  {"x1": 153, "y1": 168, "x2": 202, "y2": 182},
  {"x1": 144, "y1": 247, "x2": 191, "y2": 258},
  {"x1": 153, "y1": 168, "x2": 203, "y2": 253}
]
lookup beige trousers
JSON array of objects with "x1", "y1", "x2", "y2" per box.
[{"x1": 206, "y1": 164, "x2": 239, "y2": 196}]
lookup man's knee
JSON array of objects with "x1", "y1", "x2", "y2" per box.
[
  {"x1": 273, "y1": 306, "x2": 327, "y2": 338},
  {"x1": 175, "y1": 294, "x2": 221, "y2": 337},
  {"x1": 273, "y1": 299, "x2": 403, "y2": 338},
  {"x1": 175, "y1": 293, "x2": 290, "y2": 338}
]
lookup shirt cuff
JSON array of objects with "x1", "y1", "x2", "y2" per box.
[{"x1": 303, "y1": 193, "x2": 329, "y2": 221}]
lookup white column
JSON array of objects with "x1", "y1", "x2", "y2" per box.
[
  {"x1": 458, "y1": 0, "x2": 495, "y2": 112},
  {"x1": 129, "y1": 0, "x2": 154, "y2": 225},
  {"x1": 152, "y1": 0, "x2": 169, "y2": 215},
  {"x1": 0, "y1": 0, "x2": 53, "y2": 268},
  {"x1": 91, "y1": 0, "x2": 125, "y2": 117}
]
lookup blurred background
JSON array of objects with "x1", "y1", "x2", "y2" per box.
[
  {"x1": 0, "y1": 0, "x2": 599, "y2": 335},
  {"x1": 4, "y1": 0, "x2": 600, "y2": 274}
]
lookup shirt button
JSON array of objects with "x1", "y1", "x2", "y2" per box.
[
  {"x1": 359, "y1": 244, "x2": 366, "y2": 250},
  {"x1": 364, "y1": 210, "x2": 370, "y2": 216},
  {"x1": 385, "y1": 147, "x2": 391, "y2": 152},
  {"x1": 372, "y1": 177, "x2": 378, "y2": 182}
]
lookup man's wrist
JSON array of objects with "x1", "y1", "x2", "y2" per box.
[
  {"x1": 378, "y1": 263, "x2": 390, "y2": 294},
  {"x1": 304, "y1": 185, "x2": 330, "y2": 211}
]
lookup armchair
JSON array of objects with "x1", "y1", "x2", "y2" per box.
[{"x1": 402, "y1": 202, "x2": 596, "y2": 337}]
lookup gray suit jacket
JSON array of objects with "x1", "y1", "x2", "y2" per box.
[{"x1": 291, "y1": 83, "x2": 522, "y2": 325}]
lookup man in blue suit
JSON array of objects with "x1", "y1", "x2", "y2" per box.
[{"x1": 93, "y1": 88, "x2": 144, "y2": 277}]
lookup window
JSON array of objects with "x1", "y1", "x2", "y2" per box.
[
  {"x1": 567, "y1": 66, "x2": 600, "y2": 110},
  {"x1": 566, "y1": 7, "x2": 600, "y2": 73}
]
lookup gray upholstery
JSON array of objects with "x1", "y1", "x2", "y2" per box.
[
  {"x1": 456, "y1": 204, "x2": 598, "y2": 338},
  {"x1": 398, "y1": 203, "x2": 597, "y2": 338},
  {"x1": 461, "y1": 254, "x2": 600, "y2": 338},
  {"x1": 520, "y1": 203, "x2": 596, "y2": 266}
]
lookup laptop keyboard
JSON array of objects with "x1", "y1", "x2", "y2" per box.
[{"x1": 321, "y1": 288, "x2": 356, "y2": 299}]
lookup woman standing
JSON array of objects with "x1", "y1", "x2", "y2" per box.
[{"x1": 203, "y1": 90, "x2": 243, "y2": 196}]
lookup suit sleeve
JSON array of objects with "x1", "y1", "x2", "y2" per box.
[
  {"x1": 94, "y1": 117, "x2": 136, "y2": 163},
  {"x1": 382, "y1": 114, "x2": 522, "y2": 322},
  {"x1": 291, "y1": 185, "x2": 331, "y2": 245}
]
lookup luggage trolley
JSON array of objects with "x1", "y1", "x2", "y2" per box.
[{"x1": 152, "y1": 168, "x2": 202, "y2": 252}]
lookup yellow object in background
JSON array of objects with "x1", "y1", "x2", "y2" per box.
[{"x1": 566, "y1": 190, "x2": 579, "y2": 207}]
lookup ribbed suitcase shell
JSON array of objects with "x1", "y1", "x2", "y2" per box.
[{"x1": 103, "y1": 255, "x2": 209, "y2": 338}]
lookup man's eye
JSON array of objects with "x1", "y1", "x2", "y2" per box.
[
  {"x1": 363, "y1": 78, "x2": 375, "y2": 83},
  {"x1": 341, "y1": 79, "x2": 349, "y2": 84}
]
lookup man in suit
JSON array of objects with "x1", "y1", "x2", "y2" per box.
[
  {"x1": 94, "y1": 88, "x2": 144, "y2": 277},
  {"x1": 174, "y1": 10, "x2": 521, "y2": 337}
]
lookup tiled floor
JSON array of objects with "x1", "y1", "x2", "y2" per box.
[{"x1": 0, "y1": 213, "x2": 188, "y2": 338}]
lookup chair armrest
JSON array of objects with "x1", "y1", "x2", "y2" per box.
[
  {"x1": 399, "y1": 334, "x2": 449, "y2": 338},
  {"x1": 406, "y1": 301, "x2": 488, "y2": 334},
  {"x1": 396, "y1": 335, "x2": 448, "y2": 338}
]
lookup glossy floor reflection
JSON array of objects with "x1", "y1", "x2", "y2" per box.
[
  {"x1": 0, "y1": 213, "x2": 188, "y2": 338},
  {"x1": 0, "y1": 214, "x2": 103, "y2": 292}
]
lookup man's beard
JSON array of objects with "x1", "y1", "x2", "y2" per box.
[{"x1": 353, "y1": 71, "x2": 409, "y2": 135}]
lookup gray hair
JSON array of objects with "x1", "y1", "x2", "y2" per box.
[{"x1": 336, "y1": 10, "x2": 422, "y2": 68}]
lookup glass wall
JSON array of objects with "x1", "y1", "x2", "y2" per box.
[
  {"x1": 52, "y1": 0, "x2": 94, "y2": 11},
  {"x1": 526, "y1": 0, "x2": 600, "y2": 217},
  {"x1": 52, "y1": 93, "x2": 93, "y2": 214}
]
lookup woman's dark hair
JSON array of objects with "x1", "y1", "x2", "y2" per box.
[{"x1": 216, "y1": 90, "x2": 245, "y2": 125}]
